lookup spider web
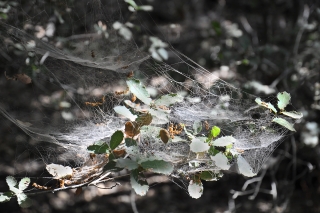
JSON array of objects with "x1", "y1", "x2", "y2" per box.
[{"x1": 0, "y1": 0, "x2": 289, "y2": 181}]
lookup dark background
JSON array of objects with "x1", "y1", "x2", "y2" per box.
[{"x1": 1, "y1": 0, "x2": 320, "y2": 212}]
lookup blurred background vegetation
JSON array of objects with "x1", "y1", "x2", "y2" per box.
[{"x1": 0, "y1": 0, "x2": 320, "y2": 212}]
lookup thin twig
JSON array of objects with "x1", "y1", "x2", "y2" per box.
[
  {"x1": 131, "y1": 189, "x2": 139, "y2": 213},
  {"x1": 24, "y1": 173, "x2": 129, "y2": 197}
]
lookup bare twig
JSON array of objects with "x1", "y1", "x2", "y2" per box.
[
  {"x1": 131, "y1": 189, "x2": 139, "y2": 213},
  {"x1": 24, "y1": 173, "x2": 129, "y2": 197}
]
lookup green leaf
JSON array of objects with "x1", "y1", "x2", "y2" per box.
[
  {"x1": 211, "y1": 21, "x2": 221, "y2": 36},
  {"x1": 109, "y1": 130, "x2": 124, "y2": 150},
  {"x1": 200, "y1": 171, "x2": 215, "y2": 181},
  {"x1": 212, "y1": 136, "x2": 236, "y2": 146},
  {"x1": 154, "y1": 93, "x2": 184, "y2": 106},
  {"x1": 190, "y1": 137, "x2": 210, "y2": 153},
  {"x1": 0, "y1": 13, "x2": 8, "y2": 20},
  {"x1": 0, "y1": 193, "x2": 11, "y2": 202},
  {"x1": 241, "y1": 59, "x2": 250, "y2": 65},
  {"x1": 188, "y1": 181, "x2": 203, "y2": 199},
  {"x1": 193, "y1": 121, "x2": 202, "y2": 135},
  {"x1": 126, "y1": 78, "x2": 152, "y2": 105},
  {"x1": 17, "y1": 193, "x2": 32, "y2": 208},
  {"x1": 255, "y1": 97, "x2": 277, "y2": 113},
  {"x1": 87, "y1": 143, "x2": 110, "y2": 154},
  {"x1": 130, "y1": 169, "x2": 149, "y2": 196},
  {"x1": 277, "y1": 91, "x2": 291, "y2": 110},
  {"x1": 211, "y1": 126, "x2": 221, "y2": 138},
  {"x1": 237, "y1": 155, "x2": 256, "y2": 177},
  {"x1": 125, "y1": 138, "x2": 137, "y2": 147},
  {"x1": 116, "y1": 158, "x2": 139, "y2": 170},
  {"x1": 281, "y1": 111, "x2": 303, "y2": 119},
  {"x1": 200, "y1": 171, "x2": 222, "y2": 181},
  {"x1": 124, "y1": 0, "x2": 138, "y2": 9},
  {"x1": 114, "y1": 105, "x2": 137, "y2": 121},
  {"x1": 103, "y1": 157, "x2": 123, "y2": 172},
  {"x1": 18, "y1": 178, "x2": 30, "y2": 191},
  {"x1": 208, "y1": 146, "x2": 219, "y2": 156},
  {"x1": 140, "y1": 160, "x2": 174, "y2": 175},
  {"x1": 272, "y1": 117, "x2": 296, "y2": 132}
]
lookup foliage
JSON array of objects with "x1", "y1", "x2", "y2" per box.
[
  {"x1": 255, "y1": 92, "x2": 303, "y2": 131},
  {"x1": 0, "y1": 176, "x2": 32, "y2": 208},
  {"x1": 0, "y1": 0, "x2": 307, "y2": 210}
]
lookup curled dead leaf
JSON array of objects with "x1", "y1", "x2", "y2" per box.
[
  {"x1": 5, "y1": 72, "x2": 32, "y2": 84},
  {"x1": 125, "y1": 121, "x2": 140, "y2": 137},
  {"x1": 113, "y1": 149, "x2": 126, "y2": 157},
  {"x1": 75, "y1": 187, "x2": 83, "y2": 195},
  {"x1": 136, "y1": 113, "x2": 152, "y2": 126},
  {"x1": 159, "y1": 128, "x2": 170, "y2": 144}
]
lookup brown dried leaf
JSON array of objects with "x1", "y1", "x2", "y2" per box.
[
  {"x1": 125, "y1": 121, "x2": 140, "y2": 137},
  {"x1": 159, "y1": 129, "x2": 170, "y2": 144},
  {"x1": 75, "y1": 187, "x2": 83, "y2": 195},
  {"x1": 136, "y1": 113, "x2": 152, "y2": 126},
  {"x1": 15, "y1": 74, "x2": 32, "y2": 84},
  {"x1": 113, "y1": 149, "x2": 126, "y2": 157}
]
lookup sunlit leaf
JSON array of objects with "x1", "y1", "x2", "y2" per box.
[
  {"x1": 46, "y1": 164, "x2": 73, "y2": 179},
  {"x1": 281, "y1": 111, "x2": 303, "y2": 119},
  {"x1": 277, "y1": 91, "x2": 291, "y2": 110},
  {"x1": 193, "y1": 121, "x2": 202, "y2": 135},
  {"x1": 211, "y1": 152, "x2": 230, "y2": 170},
  {"x1": 212, "y1": 136, "x2": 236, "y2": 146},
  {"x1": 188, "y1": 181, "x2": 203, "y2": 199},
  {"x1": 0, "y1": 193, "x2": 11, "y2": 202},
  {"x1": 149, "y1": 108, "x2": 169, "y2": 124},
  {"x1": 116, "y1": 158, "x2": 139, "y2": 170},
  {"x1": 154, "y1": 93, "x2": 183, "y2": 106},
  {"x1": 157, "y1": 48, "x2": 168, "y2": 60},
  {"x1": 109, "y1": 130, "x2": 124, "y2": 150},
  {"x1": 119, "y1": 26, "x2": 132, "y2": 40},
  {"x1": 17, "y1": 193, "x2": 32, "y2": 208},
  {"x1": 272, "y1": 117, "x2": 296, "y2": 132},
  {"x1": 267, "y1": 103, "x2": 277, "y2": 113},
  {"x1": 255, "y1": 97, "x2": 277, "y2": 113},
  {"x1": 140, "y1": 160, "x2": 174, "y2": 175},
  {"x1": 18, "y1": 178, "x2": 30, "y2": 191},
  {"x1": 126, "y1": 78, "x2": 152, "y2": 105},
  {"x1": 114, "y1": 105, "x2": 137, "y2": 121},
  {"x1": 6, "y1": 176, "x2": 17, "y2": 189},
  {"x1": 190, "y1": 137, "x2": 210, "y2": 153},
  {"x1": 211, "y1": 126, "x2": 221, "y2": 138},
  {"x1": 171, "y1": 136, "x2": 186, "y2": 143},
  {"x1": 237, "y1": 155, "x2": 256, "y2": 177},
  {"x1": 130, "y1": 169, "x2": 149, "y2": 196}
]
